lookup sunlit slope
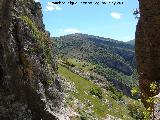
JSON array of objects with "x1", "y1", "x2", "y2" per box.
[
  {"x1": 54, "y1": 33, "x2": 138, "y2": 90},
  {"x1": 58, "y1": 64, "x2": 145, "y2": 120}
]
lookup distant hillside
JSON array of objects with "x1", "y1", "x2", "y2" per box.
[
  {"x1": 126, "y1": 39, "x2": 135, "y2": 45},
  {"x1": 54, "y1": 33, "x2": 138, "y2": 95}
]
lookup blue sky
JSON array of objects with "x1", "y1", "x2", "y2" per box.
[{"x1": 35, "y1": 0, "x2": 139, "y2": 42}]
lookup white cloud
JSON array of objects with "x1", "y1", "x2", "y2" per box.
[
  {"x1": 45, "y1": 2, "x2": 61, "y2": 11},
  {"x1": 64, "y1": 29, "x2": 80, "y2": 33},
  {"x1": 110, "y1": 12, "x2": 122, "y2": 19},
  {"x1": 47, "y1": 2, "x2": 55, "y2": 6}
]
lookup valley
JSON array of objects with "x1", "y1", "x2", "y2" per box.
[{"x1": 54, "y1": 33, "x2": 145, "y2": 119}]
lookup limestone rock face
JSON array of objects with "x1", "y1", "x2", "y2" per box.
[
  {"x1": 0, "y1": 0, "x2": 62, "y2": 119},
  {"x1": 135, "y1": 0, "x2": 160, "y2": 108}
]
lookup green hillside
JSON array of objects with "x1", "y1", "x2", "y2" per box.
[
  {"x1": 126, "y1": 40, "x2": 135, "y2": 45},
  {"x1": 58, "y1": 64, "x2": 145, "y2": 120},
  {"x1": 54, "y1": 33, "x2": 138, "y2": 96}
]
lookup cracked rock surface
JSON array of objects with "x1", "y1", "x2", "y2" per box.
[{"x1": 0, "y1": 0, "x2": 63, "y2": 119}]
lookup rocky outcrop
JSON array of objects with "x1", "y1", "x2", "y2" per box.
[
  {"x1": 0, "y1": 0, "x2": 63, "y2": 119},
  {"x1": 135, "y1": 0, "x2": 160, "y2": 109}
]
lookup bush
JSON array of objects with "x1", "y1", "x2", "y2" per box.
[
  {"x1": 65, "y1": 60, "x2": 75, "y2": 67},
  {"x1": 89, "y1": 86, "x2": 102, "y2": 99},
  {"x1": 131, "y1": 87, "x2": 139, "y2": 96},
  {"x1": 114, "y1": 91, "x2": 123, "y2": 100},
  {"x1": 127, "y1": 103, "x2": 145, "y2": 119},
  {"x1": 108, "y1": 85, "x2": 123, "y2": 100},
  {"x1": 78, "y1": 109, "x2": 87, "y2": 120},
  {"x1": 20, "y1": 16, "x2": 52, "y2": 65}
]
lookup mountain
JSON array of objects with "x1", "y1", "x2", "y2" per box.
[
  {"x1": 54, "y1": 33, "x2": 138, "y2": 96},
  {"x1": 53, "y1": 33, "x2": 146, "y2": 119},
  {"x1": 0, "y1": 1, "x2": 147, "y2": 119},
  {"x1": 126, "y1": 39, "x2": 135, "y2": 45},
  {"x1": 2, "y1": 0, "x2": 158, "y2": 119}
]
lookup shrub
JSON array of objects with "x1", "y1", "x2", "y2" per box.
[
  {"x1": 114, "y1": 91, "x2": 123, "y2": 100},
  {"x1": 47, "y1": 79, "x2": 53, "y2": 86},
  {"x1": 20, "y1": 16, "x2": 52, "y2": 65},
  {"x1": 89, "y1": 86, "x2": 102, "y2": 99},
  {"x1": 127, "y1": 103, "x2": 145, "y2": 119},
  {"x1": 65, "y1": 60, "x2": 75, "y2": 67},
  {"x1": 131, "y1": 87, "x2": 139, "y2": 96},
  {"x1": 108, "y1": 84, "x2": 123, "y2": 100},
  {"x1": 78, "y1": 109, "x2": 87, "y2": 120}
]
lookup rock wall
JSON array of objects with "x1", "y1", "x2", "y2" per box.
[
  {"x1": 0, "y1": 0, "x2": 63, "y2": 119},
  {"x1": 135, "y1": 0, "x2": 160, "y2": 108}
]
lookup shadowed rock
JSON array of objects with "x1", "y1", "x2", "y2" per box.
[
  {"x1": 0, "y1": 0, "x2": 63, "y2": 119},
  {"x1": 135, "y1": 0, "x2": 160, "y2": 110}
]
